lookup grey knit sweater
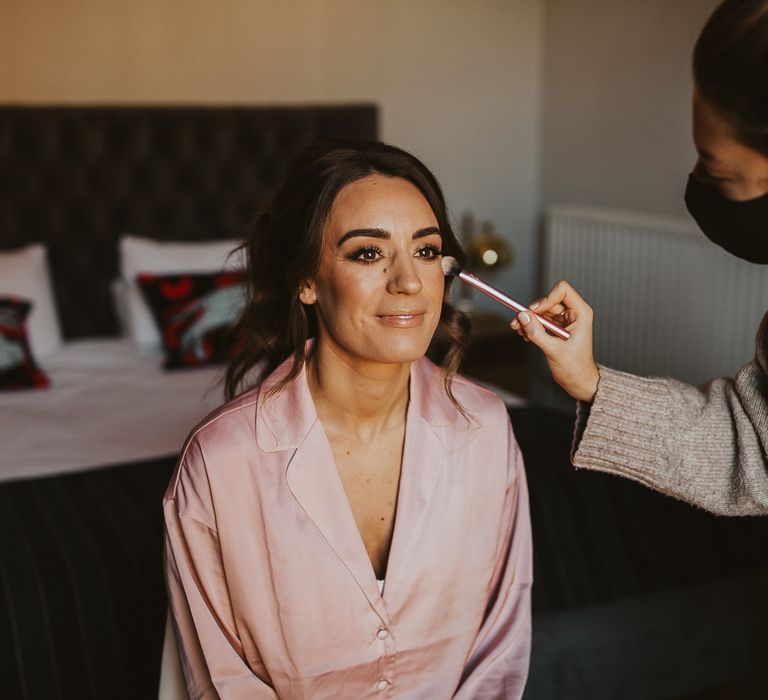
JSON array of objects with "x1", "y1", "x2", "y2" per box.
[{"x1": 572, "y1": 311, "x2": 768, "y2": 516}]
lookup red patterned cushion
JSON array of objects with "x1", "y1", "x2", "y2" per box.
[
  {"x1": 0, "y1": 297, "x2": 50, "y2": 390},
  {"x1": 137, "y1": 272, "x2": 246, "y2": 369}
]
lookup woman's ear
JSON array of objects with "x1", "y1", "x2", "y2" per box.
[{"x1": 298, "y1": 281, "x2": 317, "y2": 305}]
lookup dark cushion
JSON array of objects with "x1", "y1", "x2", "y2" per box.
[
  {"x1": 138, "y1": 271, "x2": 245, "y2": 368},
  {"x1": 0, "y1": 297, "x2": 49, "y2": 390}
]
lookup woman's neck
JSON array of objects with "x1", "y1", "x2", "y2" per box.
[{"x1": 306, "y1": 342, "x2": 411, "y2": 440}]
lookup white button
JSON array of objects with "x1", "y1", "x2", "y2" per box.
[
  {"x1": 376, "y1": 628, "x2": 388, "y2": 640},
  {"x1": 377, "y1": 680, "x2": 390, "y2": 691}
]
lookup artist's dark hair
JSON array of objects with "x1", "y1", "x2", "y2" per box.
[
  {"x1": 225, "y1": 138, "x2": 469, "y2": 402},
  {"x1": 694, "y1": 0, "x2": 768, "y2": 155}
]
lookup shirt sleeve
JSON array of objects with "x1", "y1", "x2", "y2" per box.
[
  {"x1": 453, "y1": 419, "x2": 533, "y2": 700},
  {"x1": 571, "y1": 359, "x2": 768, "y2": 516},
  {"x1": 164, "y1": 441, "x2": 279, "y2": 700}
]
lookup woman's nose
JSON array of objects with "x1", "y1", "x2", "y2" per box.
[{"x1": 386, "y1": 254, "x2": 422, "y2": 294}]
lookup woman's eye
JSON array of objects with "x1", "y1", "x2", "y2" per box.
[
  {"x1": 350, "y1": 246, "x2": 383, "y2": 264},
  {"x1": 415, "y1": 244, "x2": 441, "y2": 260},
  {"x1": 700, "y1": 170, "x2": 730, "y2": 187}
]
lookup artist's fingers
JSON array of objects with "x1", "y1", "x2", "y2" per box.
[
  {"x1": 513, "y1": 302, "x2": 566, "y2": 326},
  {"x1": 541, "y1": 302, "x2": 567, "y2": 317},
  {"x1": 527, "y1": 297, "x2": 565, "y2": 314},
  {"x1": 510, "y1": 316, "x2": 528, "y2": 335},
  {"x1": 517, "y1": 299, "x2": 599, "y2": 402},
  {"x1": 515, "y1": 310, "x2": 561, "y2": 353},
  {"x1": 511, "y1": 309, "x2": 567, "y2": 336},
  {"x1": 509, "y1": 324, "x2": 525, "y2": 341},
  {"x1": 530, "y1": 280, "x2": 591, "y2": 319}
]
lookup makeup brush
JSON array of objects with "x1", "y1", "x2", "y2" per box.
[{"x1": 441, "y1": 256, "x2": 570, "y2": 340}]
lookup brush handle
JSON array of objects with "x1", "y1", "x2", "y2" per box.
[{"x1": 457, "y1": 271, "x2": 570, "y2": 340}]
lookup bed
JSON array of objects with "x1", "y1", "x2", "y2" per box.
[
  {"x1": 0, "y1": 104, "x2": 377, "y2": 478},
  {"x1": 0, "y1": 105, "x2": 377, "y2": 699},
  {"x1": 2, "y1": 105, "x2": 768, "y2": 700}
]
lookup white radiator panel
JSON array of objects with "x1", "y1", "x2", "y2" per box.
[{"x1": 542, "y1": 206, "x2": 768, "y2": 385}]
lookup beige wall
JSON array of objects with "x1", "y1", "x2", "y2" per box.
[
  {"x1": 1, "y1": 0, "x2": 543, "y2": 301},
  {"x1": 5, "y1": 1, "x2": 722, "y2": 299},
  {"x1": 540, "y1": 0, "x2": 720, "y2": 218}
]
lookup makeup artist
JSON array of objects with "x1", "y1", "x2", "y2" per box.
[
  {"x1": 513, "y1": 0, "x2": 768, "y2": 516},
  {"x1": 163, "y1": 140, "x2": 533, "y2": 699}
]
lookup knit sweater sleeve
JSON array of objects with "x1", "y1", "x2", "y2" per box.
[{"x1": 571, "y1": 340, "x2": 768, "y2": 516}]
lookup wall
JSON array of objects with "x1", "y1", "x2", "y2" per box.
[
  {"x1": 540, "y1": 0, "x2": 720, "y2": 219},
  {"x1": 3, "y1": 1, "x2": 731, "y2": 301},
  {"x1": 0, "y1": 0, "x2": 543, "y2": 302}
]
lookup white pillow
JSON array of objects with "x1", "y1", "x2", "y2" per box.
[
  {"x1": 0, "y1": 244, "x2": 62, "y2": 359},
  {"x1": 110, "y1": 277, "x2": 129, "y2": 337},
  {"x1": 119, "y1": 235, "x2": 245, "y2": 353}
]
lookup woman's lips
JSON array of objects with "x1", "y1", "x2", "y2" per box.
[{"x1": 377, "y1": 312, "x2": 426, "y2": 328}]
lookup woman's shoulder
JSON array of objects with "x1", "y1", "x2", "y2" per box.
[
  {"x1": 196, "y1": 385, "x2": 261, "y2": 437},
  {"x1": 452, "y1": 372, "x2": 508, "y2": 411},
  {"x1": 165, "y1": 386, "x2": 263, "y2": 504},
  {"x1": 177, "y1": 385, "x2": 262, "y2": 463},
  {"x1": 176, "y1": 357, "x2": 313, "y2": 463},
  {"x1": 414, "y1": 357, "x2": 510, "y2": 427}
]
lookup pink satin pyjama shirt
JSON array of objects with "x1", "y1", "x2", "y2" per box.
[{"x1": 164, "y1": 356, "x2": 533, "y2": 699}]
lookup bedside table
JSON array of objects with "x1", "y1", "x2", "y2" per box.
[{"x1": 427, "y1": 311, "x2": 532, "y2": 398}]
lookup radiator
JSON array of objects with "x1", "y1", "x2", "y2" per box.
[{"x1": 541, "y1": 205, "x2": 768, "y2": 385}]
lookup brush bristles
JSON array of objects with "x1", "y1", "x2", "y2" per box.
[{"x1": 441, "y1": 256, "x2": 461, "y2": 277}]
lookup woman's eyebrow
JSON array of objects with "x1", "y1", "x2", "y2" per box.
[
  {"x1": 697, "y1": 147, "x2": 725, "y2": 165},
  {"x1": 336, "y1": 226, "x2": 441, "y2": 247}
]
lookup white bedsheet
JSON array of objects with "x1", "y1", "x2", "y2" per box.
[
  {"x1": 0, "y1": 340, "x2": 526, "y2": 484},
  {"x1": 0, "y1": 340, "x2": 228, "y2": 482}
]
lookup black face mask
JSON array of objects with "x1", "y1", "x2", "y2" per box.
[{"x1": 684, "y1": 173, "x2": 768, "y2": 264}]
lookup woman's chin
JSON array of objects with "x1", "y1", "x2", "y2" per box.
[
  {"x1": 326, "y1": 337, "x2": 431, "y2": 367},
  {"x1": 371, "y1": 324, "x2": 439, "y2": 360},
  {"x1": 316, "y1": 320, "x2": 440, "y2": 368}
]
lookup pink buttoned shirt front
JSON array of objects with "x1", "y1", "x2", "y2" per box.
[{"x1": 164, "y1": 354, "x2": 533, "y2": 699}]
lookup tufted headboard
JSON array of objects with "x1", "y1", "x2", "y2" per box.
[{"x1": 0, "y1": 105, "x2": 377, "y2": 339}]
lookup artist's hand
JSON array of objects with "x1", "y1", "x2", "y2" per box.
[{"x1": 510, "y1": 280, "x2": 599, "y2": 402}]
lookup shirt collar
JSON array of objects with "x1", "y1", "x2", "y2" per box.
[{"x1": 255, "y1": 352, "x2": 464, "y2": 452}]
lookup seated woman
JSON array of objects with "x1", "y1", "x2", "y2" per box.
[{"x1": 163, "y1": 139, "x2": 532, "y2": 699}]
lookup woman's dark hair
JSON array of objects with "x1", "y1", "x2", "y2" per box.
[
  {"x1": 225, "y1": 138, "x2": 469, "y2": 402},
  {"x1": 694, "y1": 0, "x2": 768, "y2": 155}
]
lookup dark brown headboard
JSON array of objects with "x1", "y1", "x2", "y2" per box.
[{"x1": 0, "y1": 105, "x2": 377, "y2": 338}]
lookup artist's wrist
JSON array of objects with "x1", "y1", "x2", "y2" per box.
[{"x1": 568, "y1": 364, "x2": 599, "y2": 403}]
